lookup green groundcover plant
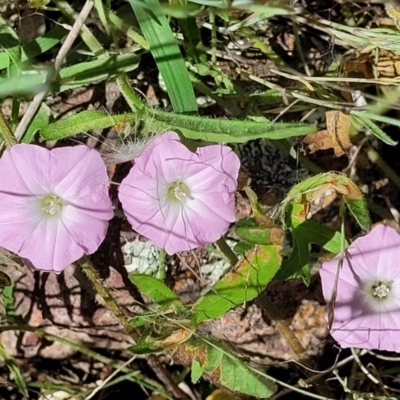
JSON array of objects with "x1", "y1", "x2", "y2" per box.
[{"x1": 2, "y1": 0, "x2": 400, "y2": 399}]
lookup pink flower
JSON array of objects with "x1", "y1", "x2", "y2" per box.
[
  {"x1": 320, "y1": 224, "x2": 400, "y2": 351},
  {"x1": 0, "y1": 144, "x2": 113, "y2": 273},
  {"x1": 118, "y1": 131, "x2": 239, "y2": 255}
]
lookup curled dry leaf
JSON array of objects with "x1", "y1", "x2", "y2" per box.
[{"x1": 302, "y1": 111, "x2": 352, "y2": 157}]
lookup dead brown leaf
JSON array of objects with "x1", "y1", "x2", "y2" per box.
[{"x1": 302, "y1": 111, "x2": 352, "y2": 157}]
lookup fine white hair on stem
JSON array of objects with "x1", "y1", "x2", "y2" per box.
[
  {"x1": 102, "y1": 132, "x2": 157, "y2": 166},
  {"x1": 73, "y1": 127, "x2": 157, "y2": 166}
]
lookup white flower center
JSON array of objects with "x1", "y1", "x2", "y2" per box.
[
  {"x1": 167, "y1": 181, "x2": 191, "y2": 203},
  {"x1": 372, "y1": 282, "x2": 390, "y2": 298},
  {"x1": 362, "y1": 278, "x2": 399, "y2": 313},
  {"x1": 40, "y1": 194, "x2": 63, "y2": 217}
]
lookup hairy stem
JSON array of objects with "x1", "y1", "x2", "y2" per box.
[{"x1": 216, "y1": 237, "x2": 238, "y2": 266}]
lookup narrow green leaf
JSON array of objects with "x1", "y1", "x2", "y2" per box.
[
  {"x1": 192, "y1": 245, "x2": 281, "y2": 324},
  {"x1": 0, "y1": 16, "x2": 21, "y2": 73},
  {"x1": 22, "y1": 103, "x2": 52, "y2": 143},
  {"x1": 0, "y1": 24, "x2": 66, "y2": 72},
  {"x1": 129, "y1": 274, "x2": 185, "y2": 310},
  {"x1": 345, "y1": 198, "x2": 371, "y2": 231},
  {"x1": 244, "y1": 186, "x2": 264, "y2": 216},
  {"x1": 22, "y1": 25, "x2": 67, "y2": 61},
  {"x1": 145, "y1": 109, "x2": 317, "y2": 142},
  {"x1": 0, "y1": 68, "x2": 47, "y2": 98},
  {"x1": 0, "y1": 344, "x2": 28, "y2": 397},
  {"x1": 3, "y1": 284, "x2": 16, "y2": 316},
  {"x1": 353, "y1": 115, "x2": 397, "y2": 146},
  {"x1": 58, "y1": 53, "x2": 139, "y2": 91},
  {"x1": 179, "y1": 17, "x2": 202, "y2": 63},
  {"x1": 94, "y1": 0, "x2": 111, "y2": 35},
  {"x1": 128, "y1": 0, "x2": 198, "y2": 113},
  {"x1": 41, "y1": 108, "x2": 316, "y2": 142},
  {"x1": 40, "y1": 110, "x2": 131, "y2": 139}
]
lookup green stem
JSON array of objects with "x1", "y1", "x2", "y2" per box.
[
  {"x1": 53, "y1": 0, "x2": 105, "y2": 56},
  {"x1": 365, "y1": 146, "x2": 400, "y2": 190},
  {"x1": 216, "y1": 237, "x2": 238, "y2": 266},
  {"x1": 117, "y1": 75, "x2": 147, "y2": 112},
  {"x1": 11, "y1": 98, "x2": 20, "y2": 132},
  {"x1": 0, "y1": 111, "x2": 16, "y2": 147},
  {"x1": 262, "y1": 299, "x2": 308, "y2": 360},
  {"x1": 209, "y1": 8, "x2": 216, "y2": 66},
  {"x1": 78, "y1": 256, "x2": 139, "y2": 341},
  {"x1": 0, "y1": 323, "x2": 167, "y2": 396},
  {"x1": 156, "y1": 249, "x2": 166, "y2": 281}
]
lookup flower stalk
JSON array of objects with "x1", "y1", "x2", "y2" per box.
[
  {"x1": 78, "y1": 256, "x2": 139, "y2": 342},
  {"x1": 216, "y1": 237, "x2": 238, "y2": 267}
]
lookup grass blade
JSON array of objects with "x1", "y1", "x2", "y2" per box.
[{"x1": 128, "y1": 0, "x2": 198, "y2": 113}]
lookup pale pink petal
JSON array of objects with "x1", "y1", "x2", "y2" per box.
[
  {"x1": 0, "y1": 144, "x2": 113, "y2": 272},
  {"x1": 330, "y1": 310, "x2": 400, "y2": 352},
  {"x1": 185, "y1": 145, "x2": 240, "y2": 193},
  {"x1": 320, "y1": 263, "x2": 360, "y2": 305},
  {"x1": 0, "y1": 193, "x2": 43, "y2": 253},
  {"x1": 349, "y1": 225, "x2": 400, "y2": 281},
  {"x1": 119, "y1": 131, "x2": 239, "y2": 254},
  {"x1": 135, "y1": 132, "x2": 193, "y2": 183},
  {"x1": 15, "y1": 218, "x2": 84, "y2": 273},
  {"x1": 52, "y1": 146, "x2": 113, "y2": 219},
  {"x1": 0, "y1": 144, "x2": 51, "y2": 194},
  {"x1": 60, "y1": 205, "x2": 110, "y2": 254},
  {"x1": 320, "y1": 224, "x2": 400, "y2": 352}
]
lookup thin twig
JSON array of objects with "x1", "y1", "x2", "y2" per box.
[
  {"x1": 14, "y1": 0, "x2": 95, "y2": 141},
  {"x1": 84, "y1": 355, "x2": 137, "y2": 400},
  {"x1": 147, "y1": 355, "x2": 192, "y2": 400}
]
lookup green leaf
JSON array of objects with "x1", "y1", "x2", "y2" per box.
[
  {"x1": 277, "y1": 203, "x2": 347, "y2": 282},
  {"x1": 129, "y1": 274, "x2": 185, "y2": 310},
  {"x1": 233, "y1": 241, "x2": 253, "y2": 255},
  {"x1": 128, "y1": 0, "x2": 198, "y2": 113},
  {"x1": 0, "y1": 15, "x2": 21, "y2": 72},
  {"x1": 58, "y1": 53, "x2": 139, "y2": 91},
  {"x1": 0, "y1": 68, "x2": 46, "y2": 98},
  {"x1": 129, "y1": 328, "x2": 156, "y2": 354},
  {"x1": 0, "y1": 24, "x2": 66, "y2": 71},
  {"x1": 244, "y1": 186, "x2": 264, "y2": 216},
  {"x1": 192, "y1": 245, "x2": 281, "y2": 324},
  {"x1": 3, "y1": 284, "x2": 16, "y2": 316},
  {"x1": 344, "y1": 197, "x2": 371, "y2": 231},
  {"x1": 191, "y1": 360, "x2": 203, "y2": 383},
  {"x1": 180, "y1": 338, "x2": 276, "y2": 398},
  {"x1": 145, "y1": 109, "x2": 317, "y2": 142},
  {"x1": 22, "y1": 103, "x2": 52, "y2": 143},
  {"x1": 236, "y1": 222, "x2": 275, "y2": 245},
  {"x1": 0, "y1": 344, "x2": 28, "y2": 397},
  {"x1": 283, "y1": 172, "x2": 370, "y2": 231},
  {"x1": 352, "y1": 115, "x2": 397, "y2": 146},
  {"x1": 0, "y1": 271, "x2": 11, "y2": 288},
  {"x1": 40, "y1": 109, "x2": 317, "y2": 142},
  {"x1": 40, "y1": 110, "x2": 131, "y2": 139}
]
